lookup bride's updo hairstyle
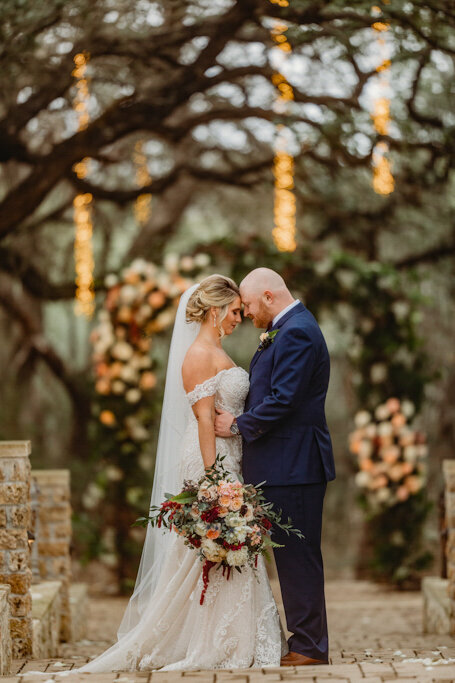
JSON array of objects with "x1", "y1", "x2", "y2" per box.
[{"x1": 186, "y1": 274, "x2": 240, "y2": 333}]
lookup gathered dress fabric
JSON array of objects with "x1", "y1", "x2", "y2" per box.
[{"x1": 77, "y1": 366, "x2": 286, "y2": 672}]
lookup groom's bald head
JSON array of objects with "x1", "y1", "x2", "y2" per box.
[{"x1": 240, "y1": 268, "x2": 295, "y2": 329}]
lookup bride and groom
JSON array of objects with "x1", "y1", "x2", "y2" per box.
[{"x1": 81, "y1": 268, "x2": 336, "y2": 671}]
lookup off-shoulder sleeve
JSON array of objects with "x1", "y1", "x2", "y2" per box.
[{"x1": 186, "y1": 375, "x2": 219, "y2": 406}]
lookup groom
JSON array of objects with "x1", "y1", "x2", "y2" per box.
[{"x1": 215, "y1": 267, "x2": 335, "y2": 666}]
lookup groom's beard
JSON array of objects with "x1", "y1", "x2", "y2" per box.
[{"x1": 250, "y1": 302, "x2": 272, "y2": 329}]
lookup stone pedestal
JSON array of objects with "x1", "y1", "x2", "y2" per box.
[
  {"x1": 443, "y1": 459, "x2": 455, "y2": 635},
  {"x1": 422, "y1": 576, "x2": 450, "y2": 634},
  {"x1": 0, "y1": 583, "x2": 12, "y2": 674},
  {"x1": 32, "y1": 470, "x2": 72, "y2": 642},
  {"x1": 0, "y1": 441, "x2": 33, "y2": 658}
]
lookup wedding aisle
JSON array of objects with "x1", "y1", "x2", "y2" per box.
[{"x1": 6, "y1": 581, "x2": 455, "y2": 682}]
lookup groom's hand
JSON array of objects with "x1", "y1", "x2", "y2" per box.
[{"x1": 214, "y1": 408, "x2": 235, "y2": 437}]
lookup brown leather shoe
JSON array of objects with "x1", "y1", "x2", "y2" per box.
[{"x1": 280, "y1": 651, "x2": 328, "y2": 666}]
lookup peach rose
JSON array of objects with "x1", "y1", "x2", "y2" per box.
[
  {"x1": 140, "y1": 372, "x2": 157, "y2": 390},
  {"x1": 148, "y1": 290, "x2": 167, "y2": 309},
  {"x1": 360, "y1": 458, "x2": 374, "y2": 472},
  {"x1": 388, "y1": 464, "x2": 404, "y2": 482},
  {"x1": 391, "y1": 413, "x2": 406, "y2": 429},
  {"x1": 100, "y1": 410, "x2": 116, "y2": 426},
  {"x1": 381, "y1": 446, "x2": 400, "y2": 464},
  {"x1": 370, "y1": 474, "x2": 388, "y2": 490},
  {"x1": 220, "y1": 495, "x2": 231, "y2": 507},
  {"x1": 96, "y1": 362, "x2": 109, "y2": 377},
  {"x1": 218, "y1": 507, "x2": 229, "y2": 518},
  {"x1": 405, "y1": 475, "x2": 422, "y2": 494},
  {"x1": 207, "y1": 528, "x2": 221, "y2": 540},
  {"x1": 229, "y1": 497, "x2": 243, "y2": 511},
  {"x1": 386, "y1": 397, "x2": 401, "y2": 414},
  {"x1": 95, "y1": 379, "x2": 111, "y2": 395},
  {"x1": 396, "y1": 486, "x2": 409, "y2": 502}
]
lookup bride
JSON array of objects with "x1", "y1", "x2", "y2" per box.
[{"x1": 77, "y1": 274, "x2": 287, "y2": 671}]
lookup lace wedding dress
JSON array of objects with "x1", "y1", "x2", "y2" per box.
[{"x1": 77, "y1": 366, "x2": 286, "y2": 672}]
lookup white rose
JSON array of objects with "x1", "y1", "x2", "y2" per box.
[
  {"x1": 180, "y1": 256, "x2": 194, "y2": 272},
  {"x1": 355, "y1": 471, "x2": 370, "y2": 489},
  {"x1": 194, "y1": 253, "x2": 210, "y2": 268},
  {"x1": 225, "y1": 513, "x2": 243, "y2": 528},
  {"x1": 130, "y1": 258, "x2": 148, "y2": 274},
  {"x1": 120, "y1": 364, "x2": 139, "y2": 383},
  {"x1": 112, "y1": 380, "x2": 126, "y2": 395},
  {"x1": 375, "y1": 403, "x2": 390, "y2": 421},
  {"x1": 105, "y1": 465, "x2": 124, "y2": 481},
  {"x1": 119, "y1": 285, "x2": 138, "y2": 304},
  {"x1": 226, "y1": 547, "x2": 249, "y2": 567},
  {"x1": 376, "y1": 487, "x2": 392, "y2": 503},
  {"x1": 370, "y1": 363, "x2": 388, "y2": 384},
  {"x1": 358, "y1": 440, "x2": 373, "y2": 459},
  {"x1": 259, "y1": 333, "x2": 268, "y2": 343},
  {"x1": 392, "y1": 300, "x2": 410, "y2": 322},
  {"x1": 195, "y1": 522, "x2": 208, "y2": 537},
  {"x1": 233, "y1": 526, "x2": 248, "y2": 543},
  {"x1": 354, "y1": 411, "x2": 371, "y2": 429},
  {"x1": 164, "y1": 253, "x2": 179, "y2": 272},
  {"x1": 403, "y1": 445, "x2": 417, "y2": 463},
  {"x1": 378, "y1": 421, "x2": 393, "y2": 437},
  {"x1": 125, "y1": 388, "x2": 141, "y2": 403},
  {"x1": 111, "y1": 341, "x2": 134, "y2": 361},
  {"x1": 104, "y1": 274, "x2": 119, "y2": 288},
  {"x1": 401, "y1": 400, "x2": 415, "y2": 418}
]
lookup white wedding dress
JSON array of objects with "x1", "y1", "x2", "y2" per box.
[{"x1": 77, "y1": 366, "x2": 286, "y2": 672}]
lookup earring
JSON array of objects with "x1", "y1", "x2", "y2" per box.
[{"x1": 213, "y1": 313, "x2": 217, "y2": 328}]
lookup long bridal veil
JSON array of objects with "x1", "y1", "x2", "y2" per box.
[{"x1": 117, "y1": 282, "x2": 200, "y2": 638}]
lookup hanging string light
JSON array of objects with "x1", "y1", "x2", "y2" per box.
[
  {"x1": 72, "y1": 52, "x2": 95, "y2": 317},
  {"x1": 371, "y1": 5, "x2": 395, "y2": 196},
  {"x1": 133, "y1": 141, "x2": 152, "y2": 226},
  {"x1": 270, "y1": 17, "x2": 297, "y2": 252}
]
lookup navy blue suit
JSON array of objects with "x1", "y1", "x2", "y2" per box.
[{"x1": 236, "y1": 302, "x2": 335, "y2": 661}]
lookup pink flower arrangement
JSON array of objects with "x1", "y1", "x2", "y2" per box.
[{"x1": 349, "y1": 398, "x2": 428, "y2": 509}]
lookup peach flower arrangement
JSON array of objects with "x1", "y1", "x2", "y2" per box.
[{"x1": 349, "y1": 397, "x2": 428, "y2": 510}]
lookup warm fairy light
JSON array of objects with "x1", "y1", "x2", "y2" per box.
[
  {"x1": 272, "y1": 137, "x2": 297, "y2": 252},
  {"x1": 373, "y1": 97, "x2": 390, "y2": 136},
  {"x1": 371, "y1": 7, "x2": 394, "y2": 196},
  {"x1": 372, "y1": 142, "x2": 395, "y2": 195},
  {"x1": 72, "y1": 52, "x2": 95, "y2": 317},
  {"x1": 270, "y1": 18, "x2": 297, "y2": 252},
  {"x1": 133, "y1": 141, "x2": 152, "y2": 225},
  {"x1": 73, "y1": 193, "x2": 95, "y2": 317}
]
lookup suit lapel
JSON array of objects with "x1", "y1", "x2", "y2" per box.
[{"x1": 249, "y1": 303, "x2": 305, "y2": 377}]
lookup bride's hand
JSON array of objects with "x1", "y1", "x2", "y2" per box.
[{"x1": 214, "y1": 408, "x2": 235, "y2": 437}]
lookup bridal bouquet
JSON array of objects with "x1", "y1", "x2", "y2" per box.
[{"x1": 135, "y1": 457, "x2": 303, "y2": 604}]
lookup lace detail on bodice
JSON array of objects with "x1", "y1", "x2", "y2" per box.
[{"x1": 186, "y1": 366, "x2": 249, "y2": 416}]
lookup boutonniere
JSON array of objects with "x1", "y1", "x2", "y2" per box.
[{"x1": 258, "y1": 328, "x2": 279, "y2": 351}]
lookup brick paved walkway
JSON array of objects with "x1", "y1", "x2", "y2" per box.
[{"x1": 5, "y1": 581, "x2": 455, "y2": 682}]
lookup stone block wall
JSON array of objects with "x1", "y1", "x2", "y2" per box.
[
  {"x1": 443, "y1": 459, "x2": 455, "y2": 635},
  {"x1": 0, "y1": 441, "x2": 33, "y2": 657},
  {"x1": 0, "y1": 583, "x2": 12, "y2": 674},
  {"x1": 32, "y1": 470, "x2": 72, "y2": 642}
]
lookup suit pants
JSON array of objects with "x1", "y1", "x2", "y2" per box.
[{"x1": 262, "y1": 482, "x2": 328, "y2": 662}]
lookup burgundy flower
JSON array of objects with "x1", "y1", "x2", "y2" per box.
[{"x1": 201, "y1": 506, "x2": 220, "y2": 523}]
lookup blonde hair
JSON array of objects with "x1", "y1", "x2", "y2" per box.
[{"x1": 186, "y1": 274, "x2": 240, "y2": 333}]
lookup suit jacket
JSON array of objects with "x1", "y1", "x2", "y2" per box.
[{"x1": 237, "y1": 302, "x2": 335, "y2": 487}]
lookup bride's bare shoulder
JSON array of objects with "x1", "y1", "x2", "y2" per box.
[{"x1": 182, "y1": 343, "x2": 217, "y2": 393}]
